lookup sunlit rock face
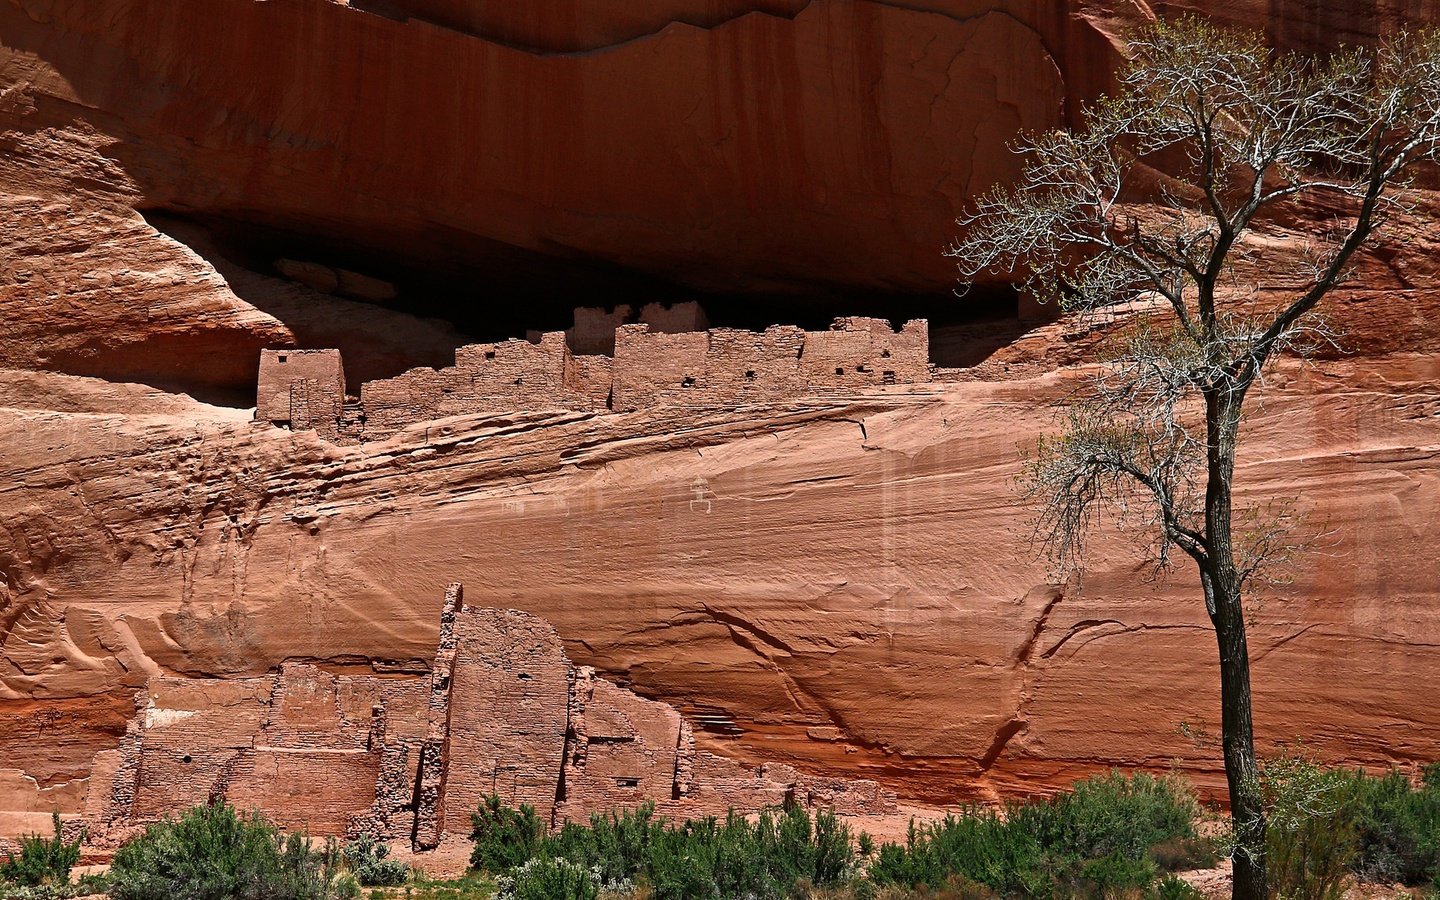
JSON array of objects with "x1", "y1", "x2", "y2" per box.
[{"x1": 2, "y1": 0, "x2": 1439, "y2": 839}]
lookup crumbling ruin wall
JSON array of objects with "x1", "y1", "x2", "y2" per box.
[
  {"x1": 257, "y1": 349, "x2": 346, "y2": 441},
  {"x1": 797, "y1": 317, "x2": 930, "y2": 386},
  {"x1": 359, "y1": 333, "x2": 610, "y2": 440},
  {"x1": 434, "y1": 606, "x2": 571, "y2": 833},
  {"x1": 558, "y1": 669, "x2": 686, "y2": 820},
  {"x1": 260, "y1": 316, "x2": 928, "y2": 442},
  {"x1": 610, "y1": 317, "x2": 929, "y2": 410},
  {"x1": 90, "y1": 586, "x2": 895, "y2": 848},
  {"x1": 532, "y1": 301, "x2": 712, "y2": 356}
]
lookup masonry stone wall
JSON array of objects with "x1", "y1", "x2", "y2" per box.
[
  {"x1": 433, "y1": 605, "x2": 571, "y2": 834},
  {"x1": 610, "y1": 317, "x2": 929, "y2": 410},
  {"x1": 259, "y1": 317, "x2": 929, "y2": 442},
  {"x1": 257, "y1": 349, "x2": 346, "y2": 441},
  {"x1": 358, "y1": 333, "x2": 611, "y2": 440},
  {"x1": 91, "y1": 585, "x2": 896, "y2": 850}
]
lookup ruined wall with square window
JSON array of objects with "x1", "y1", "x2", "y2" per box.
[
  {"x1": 610, "y1": 318, "x2": 928, "y2": 410},
  {"x1": 256, "y1": 349, "x2": 346, "y2": 441}
]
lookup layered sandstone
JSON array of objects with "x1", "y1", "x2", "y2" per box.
[
  {"x1": 2, "y1": 0, "x2": 1440, "y2": 848},
  {"x1": 2, "y1": 317, "x2": 1438, "y2": 838},
  {"x1": 4, "y1": 0, "x2": 1437, "y2": 394}
]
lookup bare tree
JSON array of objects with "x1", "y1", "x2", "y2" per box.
[{"x1": 950, "y1": 18, "x2": 1440, "y2": 900}]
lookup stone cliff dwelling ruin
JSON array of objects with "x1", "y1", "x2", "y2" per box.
[
  {"x1": 257, "y1": 312, "x2": 932, "y2": 442},
  {"x1": 82, "y1": 584, "x2": 894, "y2": 850}
]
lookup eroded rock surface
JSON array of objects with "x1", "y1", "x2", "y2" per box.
[{"x1": 2, "y1": 0, "x2": 1439, "y2": 841}]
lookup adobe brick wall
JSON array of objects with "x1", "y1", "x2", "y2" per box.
[
  {"x1": 93, "y1": 584, "x2": 896, "y2": 849},
  {"x1": 359, "y1": 333, "x2": 610, "y2": 440},
  {"x1": 257, "y1": 349, "x2": 346, "y2": 441},
  {"x1": 611, "y1": 317, "x2": 930, "y2": 410},
  {"x1": 434, "y1": 606, "x2": 570, "y2": 834},
  {"x1": 260, "y1": 315, "x2": 929, "y2": 443}
]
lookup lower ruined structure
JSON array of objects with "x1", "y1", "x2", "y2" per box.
[
  {"x1": 83, "y1": 585, "x2": 894, "y2": 850},
  {"x1": 256, "y1": 316, "x2": 931, "y2": 442}
]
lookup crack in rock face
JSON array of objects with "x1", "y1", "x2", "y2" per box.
[{"x1": 1, "y1": 0, "x2": 1440, "y2": 842}]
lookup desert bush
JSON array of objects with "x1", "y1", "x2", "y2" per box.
[
  {"x1": 0, "y1": 813, "x2": 82, "y2": 888},
  {"x1": 470, "y1": 796, "x2": 545, "y2": 874},
  {"x1": 1146, "y1": 874, "x2": 1203, "y2": 900},
  {"x1": 867, "y1": 807, "x2": 1048, "y2": 896},
  {"x1": 0, "y1": 874, "x2": 110, "y2": 900},
  {"x1": 1078, "y1": 851, "x2": 1158, "y2": 896},
  {"x1": 1262, "y1": 756, "x2": 1357, "y2": 900},
  {"x1": 341, "y1": 834, "x2": 408, "y2": 886},
  {"x1": 1346, "y1": 763, "x2": 1440, "y2": 886},
  {"x1": 473, "y1": 797, "x2": 857, "y2": 900},
  {"x1": 868, "y1": 771, "x2": 1201, "y2": 898},
  {"x1": 1145, "y1": 837, "x2": 1218, "y2": 873},
  {"x1": 494, "y1": 857, "x2": 598, "y2": 900},
  {"x1": 1010, "y1": 771, "x2": 1200, "y2": 864},
  {"x1": 108, "y1": 803, "x2": 340, "y2": 900},
  {"x1": 333, "y1": 874, "x2": 360, "y2": 900}
]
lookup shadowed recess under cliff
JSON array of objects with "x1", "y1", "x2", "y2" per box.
[{"x1": 147, "y1": 211, "x2": 1025, "y2": 398}]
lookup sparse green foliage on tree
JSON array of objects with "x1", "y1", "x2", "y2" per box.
[{"x1": 950, "y1": 17, "x2": 1440, "y2": 900}]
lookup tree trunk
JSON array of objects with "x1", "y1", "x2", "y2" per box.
[
  {"x1": 1204, "y1": 389, "x2": 1268, "y2": 900},
  {"x1": 1214, "y1": 583, "x2": 1267, "y2": 899}
]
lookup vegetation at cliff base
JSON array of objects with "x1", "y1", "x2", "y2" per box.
[
  {"x1": 471, "y1": 800, "x2": 857, "y2": 900},
  {"x1": 467, "y1": 772, "x2": 1210, "y2": 899},
  {"x1": 0, "y1": 814, "x2": 81, "y2": 891},
  {"x1": 865, "y1": 771, "x2": 1211, "y2": 899}
]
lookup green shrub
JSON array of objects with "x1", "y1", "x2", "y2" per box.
[
  {"x1": 0, "y1": 813, "x2": 81, "y2": 888},
  {"x1": 1078, "y1": 851, "x2": 1158, "y2": 896},
  {"x1": 1347, "y1": 764, "x2": 1440, "y2": 886},
  {"x1": 472, "y1": 798, "x2": 857, "y2": 900},
  {"x1": 1009, "y1": 771, "x2": 1200, "y2": 863},
  {"x1": 0, "y1": 875, "x2": 110, "y2": 900},
  {"x1": 1147, "y1": 874, "x2": 1203, "y2": 899},
  {"x1": 333, "y1": 874, "x2": 360, "y2": 900},
  {"x1": 108, "y1": 803, "x2": 340, "y2": 900},
  {"x1": 868, "y1": 772, "x2": 1200, "y2": 898},
  {"x1": 494, "y1": 857, "x2": 598, "y2": 900},
  {"x1": 470, "y1": 797, "x2": 544, "y2": 875},
  {"x1": 1262, "y1": 756, "x2": 1356, "y2": 900},
  {"x1": 341, "y1": 834, "x2": 408, "y2": 886},
  {"x1": 867, "y1": 807, "x2": 1048, "y2": 896}
]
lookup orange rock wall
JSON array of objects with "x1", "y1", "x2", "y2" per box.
[{"x1": 3, "y1": 0, "x2": 1440, "y2": 841}]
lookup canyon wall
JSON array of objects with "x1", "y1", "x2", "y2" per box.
[
  {"x1": 2, "y1": 0, "x2": 1440, "y2": 843},
  {"x1": 2, "y1": 314, "x2": 1438, "y2": 836},
  {"x1": 5, "y1": 0, "x2": 1436, "y2": 394}
]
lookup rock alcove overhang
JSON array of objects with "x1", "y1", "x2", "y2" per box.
[{"x1": 149, "y1": 210, "x2": 1025, "y2": 402}]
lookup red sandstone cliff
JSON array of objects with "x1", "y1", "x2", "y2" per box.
[
  {"x1": 2, "y1": 0, "x2": 1440, "y2": 838},
  {"x1": 4, "y1": 0, "x2": 1436, "y2": 391}
]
